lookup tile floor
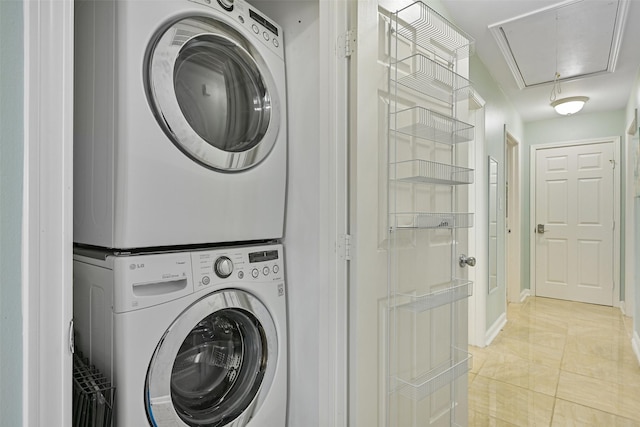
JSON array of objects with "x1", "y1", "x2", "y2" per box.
[{"x1": 468, "y1": 296, "x2": 640, "y2": 426}]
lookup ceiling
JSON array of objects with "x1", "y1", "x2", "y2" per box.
[{"x1": 439, "y1": 0, "x2": 640, "y2": 122}]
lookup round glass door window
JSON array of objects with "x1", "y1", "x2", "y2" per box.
[
  {"x1": 146, "y1": 291, "x2": 278, "y2": 426},
  {"x1": 147, "y1": 17, "x2": 281, "y2": 172}
]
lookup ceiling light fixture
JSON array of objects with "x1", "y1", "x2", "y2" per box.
[
  {"x1": 546, "y1": 12, "x2": 588, "y2": 117},
  {"x1": 550, "y1": 96, "x2": 589, "y2": 115}
]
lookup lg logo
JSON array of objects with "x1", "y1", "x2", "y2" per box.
[{"x1": 129, "y1": 263, "x2": 145, "y2": 270}]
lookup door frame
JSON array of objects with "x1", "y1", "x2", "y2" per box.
[
  {"x1": 23, "y1": 0, "x2": 74, "y2": 425},
  {"x1": 22, "y1": 1, "x2": 349, "y2": 426},
  {"x1": 529, "y1": 136, "x2": 621, "y2": 305},
  {"x1": 318, "y1": 0, "x2": 350, "y2": 426},
  {"x1": 506, "y1": 133, "x2": 522, "y2": 303},
  {"x1": 467, "y1": 92, "x2": 487, "y2": 347},
  {"x1": 623, "y1": 111, "x2": 637, "y2": 317}
]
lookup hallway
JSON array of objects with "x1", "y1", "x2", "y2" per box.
[{"x1": 468, "y1": 297, "x2": 640, "y2": 426}]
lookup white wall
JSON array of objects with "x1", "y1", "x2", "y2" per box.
[
  {"x1": 469, "y1": 54, "x2": 524, "y2": 334},
  {"x1": 0, "y1": 1, "x2": 24, "y2": 425},
  {"x1": 247, "y1": 1, "x2": 322, "y2": 426}
]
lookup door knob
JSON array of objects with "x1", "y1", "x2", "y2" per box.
[
  {"x1": 537, "y1": 224, "x2": 546, "y2": 234},
  {"x1": 459, "y1": 254, "x2": 476, "y2": 268}
]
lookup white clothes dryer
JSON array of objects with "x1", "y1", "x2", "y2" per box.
[
  {"x1": 74, "y1": 0, "x2": 287, "y2": 249},
  {"x1": 73, "y1": 243, "x2": 287, "y2": 427}
]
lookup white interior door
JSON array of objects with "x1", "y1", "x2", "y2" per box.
[
  {"x1": 349, "y1": 2, "x2": 395, "y2": 426},
  {"x1": 534, "y1": 142, "x2": 615, "y2": 305},
  {"x1": 350, "y1": 1, "x2": 474, "y2": 425}
]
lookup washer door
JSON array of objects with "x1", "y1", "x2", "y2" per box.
[
  {"x1": 146, "y1": 290, "x2": 278, "y2": 427},
  {"x1": 146, "y1": 16, "x2": 280, "y2": 172}
]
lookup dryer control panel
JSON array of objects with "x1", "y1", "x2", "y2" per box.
[
  {"x1": 187, "y1": 0, "x2": 284, "y2": 59},
  {"x1": 191, "y1": 244, "x2": 284, "y2": 290}
]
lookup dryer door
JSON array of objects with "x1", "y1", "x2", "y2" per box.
[
  {"x1": 145, "y1": 290, "x2": 278, "y2": 427},
  {"x1": 146, "y1": 16, "x2": 280, "y2": 172}
]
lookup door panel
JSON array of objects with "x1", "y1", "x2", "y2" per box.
[
  {"x1": 535, "y1": 142, "x2": 614, "y2": 305},
  {"x1": 577, "y1": 178, "x2": 601, "y2": 223},
  {"x1": 577, "y1": 240, "x2": 601, "y2": 288},
  {"x1": 546, "y1": 238, "x2": 568, "y2": 285},
  {"x1": 546, "y1": 179, "x2": 568, "y2": 223}
]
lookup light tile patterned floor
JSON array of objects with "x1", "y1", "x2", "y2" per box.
[{"x1": 468, "y1": 296, "x2": 640, "y2": 426}]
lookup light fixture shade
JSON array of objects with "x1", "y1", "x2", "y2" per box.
[{"x1": 550, "y1": 96, "x2": 589, "y2": 115}]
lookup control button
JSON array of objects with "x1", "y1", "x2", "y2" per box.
[
  {"x1": 214, "y1": 256, "x2": 233, "y2": 278},
  {"x1": 252, "y1": 24, "x2": 259, "y2": 34},
  {"x1": 263, "y1": 31, "x2": 270, "y2": 41},
  {"x1": 237, "y1": 270, "x2": 244, "y2": 279},
  {"x1": 273, "y1": 264, "x2": 279, "y2": 274},
  {"x1": 273, "y1": 38, "x2": 279, "y2": 48},
  {"x1": 202, "y1": 276, "x2": 211, "y2": 285},
  {"x1": 262, "y1": 266, "x2": 270, "y2": 276},
  {"x1": 251, "y1": 268, "x2": 259, "y2": 278}
]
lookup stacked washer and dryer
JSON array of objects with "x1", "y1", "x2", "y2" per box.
[{"x1": 72, "y1": 0, "x2": 288, "y2": 425}]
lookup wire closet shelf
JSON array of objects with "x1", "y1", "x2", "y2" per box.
[{"x1": 386, "y1": 1, "x2": 476, "y2": 426}]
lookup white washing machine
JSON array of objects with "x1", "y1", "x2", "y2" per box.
[
  {"x1": 74, "y1": 0, "x2": 287, "y2": 249},
  {"x1": 73, "y1": 243, "x2": 287, "y2": 426}
]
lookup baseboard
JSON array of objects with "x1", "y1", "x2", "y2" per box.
[
  {"x1": 633, "y1": 331, "x2": 640, "y2": 366},
  {"x1": 520, "y1": 289, "x2": 530, "y2": 303},
  {"x1": 485, "y1": 312, "x2": 507, "y2": 346},
  {"x1": 619, "y1": 300, "x2": 626, "y2": 316}
]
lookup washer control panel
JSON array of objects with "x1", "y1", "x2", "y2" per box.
[
  {"x1": 111, "y1": 251, "x2": 195, "y2": 313},
  {"x1": 192, "y1": 244, "x2": 283, "y2": 289},
  {"x1": 214, "y1": 256, "x2": 233, "y2": 278}
]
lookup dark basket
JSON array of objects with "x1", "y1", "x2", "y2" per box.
[{"x1": 72, "y1": 352, "x2": 115, "y2": 427}]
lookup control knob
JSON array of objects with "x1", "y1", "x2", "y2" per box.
[
  {"x1": 216, "y1": 0, "x2": 234, "y2": 11},
  {"x1": 214, "y1": 256, "x2": 234, "y2": 278}
]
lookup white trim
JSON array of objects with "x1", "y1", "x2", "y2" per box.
[
  {"x1": 624, "y1": 111, "x2": 637, "y2": 319},
  {"x1": 609, "y1": 0, "x2": 631, "y2": 74},
  {"x1": 528, "y1": 145, "x2": 537, "y2": 297},
  {"x1": 520, "y1": 288, "x2": 530, "y2": 303},
  {"x1": 506, "y1": 133, "x2": 522, "y2": 304},
  {"x1": 488, "y1": 23, "x2": 527, "y2": 90},
  {"x1": 485, "y1": 312, "x2": 507, "y2": 346},
  {"x1": 632, "y1": 330, "x2": 640, "y2": 366},
  {"x1": 529, "y1": 137, "x2": 621, "y2": 306},
  {"x1": 619, "y1": 300, "x2": 627, "y2": 316},
  {"x1": 468, "y1": 96, "x2": 487, "y2": 348},
  {"x1": 626, "y1": 108, "x2": 637, "y2": 136},
  {"x1": 318, "y1": 1, "x2": 349, "y2": 426},
  {"x1": 22, "y1": 0, "x2": 74, "y2": 425},
  {"x1": 528, "y1": 136, "x2": 621, "y2": 151},
  {"x1": 469, "y1": 90, "x2": 486, "y2": 110}
]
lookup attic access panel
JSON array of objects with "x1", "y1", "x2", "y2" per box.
[{"x1": 489, "y1": 0, "x2": 629, "y2": 89}]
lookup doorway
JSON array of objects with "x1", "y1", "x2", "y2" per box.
[{"x1": 530, "y1": 137, "x2": 621, "y2": 306}]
